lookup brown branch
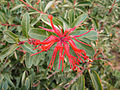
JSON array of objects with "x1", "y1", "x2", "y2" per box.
[
  {"x1": 19, "y1": 0, "x2": 47, "y2": 15},
  {"x1": 1, "y1": 23, "x2": 21, "y2": 27},
  {"x1": 47, "y1": 71, "x2": 59, "y2": 79},
  {"x1": 32, "y1": 80, "x2": 41, "y2": 87},
  {"x1": 108, "y1": 0, "x2": 116, "y2": 13},
  {"x1": 63, "y1": 68, "x2": 85, "y2": 89}
]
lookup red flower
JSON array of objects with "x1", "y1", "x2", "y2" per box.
[
  {"x1": 31, "y1": 15, "x2": 94, "y2": 71},
  {"x1": 36, "y1": 0, "x2": 41, "y2": 5}
]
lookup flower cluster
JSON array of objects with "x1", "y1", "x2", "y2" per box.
[{"x1": 29, "y1": 15, "x2": 94, "y2": 71}]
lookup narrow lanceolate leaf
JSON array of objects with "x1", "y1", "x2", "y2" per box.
[
  {"x1": 10, "y1": 4, "x2": 25, "y2": 12},
  {"x1": 78, "y1": 1, "x2": 91, "y2": 6},
  {"x1": 77, "y1": 75, "x2": 85, "y2": 90},
  {"x1": 0, "y1": 44, "x2": 18, "y2": 60},
  {"x1": 71, "y1": 13, "x2": 88, "y2": 28},
  {"x1": 71, "y1": 74, "x2": 85, "y2": 90},
  {"x1": 28, "y1": 28, "x2": 48, "y2": 41},
  {"x1": 46, "y1": 44, "x2": 60, "y2": 71},
  {"x1": 68, "y1": 9, "x2": 75, "y2": 26},
  {"x1": 21, "y1": 42, "x2": 36, "y2": 54},
  {"x1": 71, "y1": 30, "x2": 98, "y2": 41},
  {"x1": 33, "y1": 52, "x2": 45, "y2": 66},
  {"x1": 0, "y1": 14, "x2": 6, "y2": 23},
  {"x1": 3, "y1": 30, "x2": 19, "y2": 43},
  {"x1": 71, "y1": 30, "x2": 97, "y2": 56},
  {"x1": 89, "y1": 70, "x2": 103, "y2": 90},
  {"x1": 44, "y1": 0, "x2": 55, "y2": 13},
  {"x1": 59, "y1": 16, "x2": 69, "y2": 29},
  {"x1": 21, "y1": 71, "x2": 26, "y2": 86},
  {"x1": 25, "y1": 53, "x2": 33, "y2": 68},
  {"x1": 21, "y1": 12, "x2": 30, "y2": 38},
  {"x1": 25, "y1": 77, "x2": 30, "y2": 90},
  {"x1": 31, "y1": 14, "x2": 41, "y2": 26},
  {"x1": 41, "y1": 14, "x2": 59, "y2": 29},
  {"x1": 74, "y1": 40, "x2": 95, "y2": 57},
  {"x1": 4, "y1": 74, "x2": 15, "y2": 87},
  {"x1": 91, "y1": 18, "x2": 99, "y2": 30}
]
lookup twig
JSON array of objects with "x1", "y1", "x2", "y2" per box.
[
  {"x1": 19, "y1": 0, "x2": 47, "y2": 15},
  {"x1": 108, "y1": 0, "x2": 116, "y2": 14},
  {"x1": 47, "y1": 71, "x2": 59, "y2": 79},
  {"x1": 1, "y1": 23, "x2": 21, "y2": 27},
  {"x1": 32, "y1": 80, "x2": 41, "y2": 87},
  {"x1": 63, "y1": 68, "x2": 85, "y2": 89}
]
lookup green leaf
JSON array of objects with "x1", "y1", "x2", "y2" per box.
[
  {"x1": 71, "y1": 74, "x2": 85, "y2": 90},
  {"x1": 3, "y1": 30, "x2": 19, "y2": 43},
  {"x1": 92, "y1": 18, "x2": 99, "y2": 30},
  {"x1": 41, "y1": 14, "x2": 59, "y2": 29},
  {"x1": 4, "y1": 74, "x2": 15, "y2": 87},
  {"x1": 28, "y1": 28, "x2": 48, "y2": 41},
  {"x1": 0, "y1": 44, "x2": 18, "y2": 60},
  {"x1": 47, "y1": 44, "x2": 60, "y2": 71},
  {"x1": 0, "y1": 75, "x2": 4, "y2": 89},
  {"x1": 0, "y1": 13, "x2": 6, "y2": 23},
  {"x1": 10, "y1": 4, "x2": 25, "y2": 12},
  {"x1": 74, "y1": 40, "x2": 95, "y2": 56},
  {"x1": 78, "y1": 1, "x2": 91, "y2": 6},
  {"x1": 54, "y1": 86, "x2": 65, "y2": 90},
  {"x1": 52, "y1": 18, "x2": 63, "y2": 27},
  {"x1": 68, "y1": 9, "x2": 75, "y2": 26},
  {"x1": 25, "y1": 53, "x2": 33, "y2": 68},
  {"x1": 31, "y1": 14, "x2": 41, "y2": 26},
  {"x1": 71, "y1": 83, "x2": 77, "y2": 90},
  {"x1": 53, "y1": 51, "x2": 59, "y2": 71},
  {"x1": 71, "y1": 13, "x2": 88, "y2": 28},
  {"x1": 71, "y1": 30, "x2": 98, "y2": 40},
  {"x1": 71, "y1": 30, "x2": 97, "y2": 56},
  {"x1": 89, "y1": 70, "x2": 103, "y2": 90},
  {"x1": 44, "y1": 0, "x2": 55, "y2": 13},
  {"x1": 21, "y1": 71, "x2": 26, "y2": 86},
  {"x1": 59, "y1": 16, "x2": 69, "y2": 29},
  {"x1": 33, "y1": 52, "x2": 45, "y2": 66},
  {"x1": 4, "y1": 35, "x2": 16, "y2": 43},
  {"x1": 2, "y1": 81, "x2": 8, "y2": 90},
  {"x1": 21, "y1": 12, "x2": 30, "y2": 38},
  {"x1": 77, "y1": 75, "x2": 85, "y2": 90},
  {"x1": 25, "y1": 77, "x2": 30, "y2": 90},
  {"x1": 21, "y1": 42, "x2": 36, "y2": 54}
]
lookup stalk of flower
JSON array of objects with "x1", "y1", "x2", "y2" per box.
[{"x1": 29, "y1": 15, "x2": 94, "y2": 71}]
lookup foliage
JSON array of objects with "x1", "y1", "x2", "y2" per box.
[{"x1": 0, "y1": 0, "x2": 120, "y2": 89}]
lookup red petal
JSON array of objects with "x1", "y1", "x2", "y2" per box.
[
  {"x1": 73, "y1": 37, "x2": 91, "y2": 47},
  {"x1": 38, "y1": 26, "x2": 54, "y2": 32},
  {"x1": 73, "y1": 28, "x2": 94, "y2": 38}
]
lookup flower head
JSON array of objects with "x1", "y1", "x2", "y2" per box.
[{"x1": 31, "y1": 15, "x2": 94, "y2": 71}]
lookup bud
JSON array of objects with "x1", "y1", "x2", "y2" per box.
[{"x1": 48, "y1": 15, "x2": 53, "y2": 20}]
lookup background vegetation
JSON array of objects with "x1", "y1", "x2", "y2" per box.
[{"x1": 0, "y1": 0, "x2": 120, "y2": 89}]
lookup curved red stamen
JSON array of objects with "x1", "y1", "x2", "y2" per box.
[
  {"x1": 73, "y1": 28, "x2": 94, "y2": 38},
  {"x1": 48, "y1": 15, "x2": 62, "y2": 36},
  {"x1": 38, "y1": 26, "x2": 54, "y2": 32},
  {"x1": 73, "y1": 37, "x2": 91, "y2": 47},
  {"x1": 34, "y1": 40, "x2": 41, "y2": 45},
  {"x1": 48, "y1": 43, "x2": 59, "y2": 70}
]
